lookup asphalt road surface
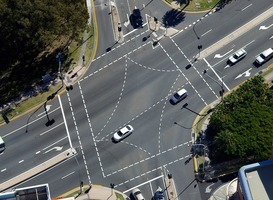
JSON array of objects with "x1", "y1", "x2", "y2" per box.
[{"x1": 1, "y1": 0, "x2": 273, "y2": 199}]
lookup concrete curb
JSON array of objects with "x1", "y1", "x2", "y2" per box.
[{"x1": 0, "y1": 148, "x2": 76, "y2": 192}]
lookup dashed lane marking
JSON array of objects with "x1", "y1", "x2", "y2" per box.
[
  {"x1": 67, "y1": 92, "x2": 92, "y2": 184},
  {"x1": 105, "y1": 141, "x2": 191, "y2": 177},
  {"x1": 159, "y1": 42, "x2": 208, "y2": 105}
]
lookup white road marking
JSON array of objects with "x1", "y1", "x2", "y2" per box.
[
  {"x1": 170, "y1": 38, "x2": 218, "y2": 99},
  {"x1": 124, "y1": 14, "x2": 130, "y2": 27},
  {"x1": 214, "y1": 49, "x2": 233, "y2": 58},
  {"x1": 40, "y1": 122, "x2": 64, "y2": 136},
  {"x1": 242, "y1": 39, "x2": 255, "y2": 48},
  {"x1": 270, "y1": 35, "x2": 273, "y2": 40},
  {"x1": 1, "y1": 168, "x2": 6, "y2": 172},
  {"x1": 3, "y1": 107, "x2": 60, "y2": 138},
  {"x1": 58, "y1": 95, "x2": 73, "y2": 149},
  {"x1": 201, "y1": 29, "x2": 212, "y2": 37},
  {"x1": 203, "y1": 58, "x2": 230, "y2": 91},
  {"x1": 18, "y1": 160, "x2": 24, "y2": 163},
  {"x1": 61, "y1": 171, "x2": 75, "y2": 179},
  {"x1": 116, "y1": 154, "x2": 191, "y2": 187},
  {"x1": 123, "y1": 175, "x2": 163, "y2": 193},
  {"x1": 42, "y1": 137, "x2": 67, "y2": 151},
  {"x1": 205, "y1": 183, "x2": 215, "y2": 193},
  {"x1": 44, "y1": 146, "x2": 63, "y2": 154},
  {"x1": 36, "y1": 151, "x2": 40, "y2": 154},
  {"x1": 160, "y1": 42, "x2": 208, "y2": 105},
  {"x1": 106, "y1": 142, "x2": 191, "y2": 177},
  {"x1": 235, "y1": 68, "x2": 252, "y2": 80},
  {"x1": 241, "y1": 3, "x2": 252, "y2": 11},
  {"x1": 259, "y1": 23, "x2": 273, "y2": 30}
]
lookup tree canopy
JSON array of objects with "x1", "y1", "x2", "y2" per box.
[
  {"x1": 0, "y1": 0, "x2": 88, "y2": 105},
  {"x1": 208, "y1": 76, "x2": 273, "y2": 162}
]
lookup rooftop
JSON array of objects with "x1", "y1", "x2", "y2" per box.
[{"x1": 238, "y1": 159, "x2": 273, "y2": 200}]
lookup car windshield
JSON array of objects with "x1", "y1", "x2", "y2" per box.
[
  {"x1": 174, "y1": 93, "x2": 180, "y2": 99},
  {"x1": 260, "y1": 54, "x2": 266, "y2": 59},
  {"x1": 117, "y1": 131, "x2": 124, "y2": 136},
  {"x1": 233, "y1": 55, "x2": 239, "y2": 59}
]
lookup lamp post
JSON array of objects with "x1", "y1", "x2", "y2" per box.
[
  {"x1": 203, "y1": 69, "x2": 224, "y2": 101},
  {"x1": 192, "y1": 143, "x2": 208, "y2": 173}
]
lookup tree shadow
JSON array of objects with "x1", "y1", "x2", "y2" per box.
[{"x1": 162, "y1": 9, "x2": 185, "y2": 28}]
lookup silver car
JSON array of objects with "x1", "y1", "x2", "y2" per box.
[
  {"x1": 112, "y1": 125, "x2": 134, "y2": 142},
  {"x1": 132, "y1": 188, "x2": 145, "y2": 200},
  {"x1": 228, "y1": 48, "x2": 247, "y2": 65},
  {"x1": 170, "y1": 88, "x2": 187, "y2": 104}
]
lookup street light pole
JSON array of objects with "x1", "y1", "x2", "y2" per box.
[{"x1": 203, "y1": 69, "x2": 224, "y2": 101}]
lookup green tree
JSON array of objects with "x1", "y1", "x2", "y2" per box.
[
  {"x1": 209, "y1": 76, "x2": 273, "y2": 162},
  {"x1": 0, "y1": 0, "x2": 88, "y2": 105}
]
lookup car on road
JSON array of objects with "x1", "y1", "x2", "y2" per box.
[
  {"x1": 228, "y1": 48, "x2": 247, "y2": 65},
  {"x1": 255, "y1": 48, "x2": 273, "y2": 65},
  {"x1": 130, "y1": 9, "x2": 143, "y2": 29},
  {"x1": 132, "y1": 188, "x2": 145, "y2": 200},
  {"x1": 112, "y1": 125, "x2": 134, "y2": 142},
  {"x1": 170, "y1": 88, "x2": 187, "y2": 104}
]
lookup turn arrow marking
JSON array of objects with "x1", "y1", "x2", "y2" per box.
[
  {"x1": 214, "y1": 49, "x2": 233, "y2": 58},
  {"x1": 235, "y1": 68, "x2": 252, "y2": 80},
  {"x1": 259, "y1": 24, "x2": 273, "y2": 30},
  {"x1": 44, "y1": 146, "x2": 63, "y2": 154},
  {"x1": 205, "y1": 183, "x2": 215, "y2": 193}
]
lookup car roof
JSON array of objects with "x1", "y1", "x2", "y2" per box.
[
  {"x1": 261, "y1": 48, "x2": 273, "y2": 57},
  {"x1": 177, "y1": 88, "x2": 187, "y2": 96},
  {"x1": 235, "y1": 48, "x2": 246, "y2": 56},
  {"x1": 120, "y1": 127, "x2": 129, "y2": 134}
]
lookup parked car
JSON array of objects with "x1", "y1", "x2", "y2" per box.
[
  {"x1": 170, "y1": 88, "x2": 187, "y2": 104},
  {"x1": 228, "y1": 48, "x2": 247, "y2": 65},
  {"x1": 132, "y1": 188, "x2": 145, "y2": 200},
  {"x1": 130, "y1": 9, "x2": 143, "y2": 29},
  {"x1": 112, "y1": 125, "x2": 134, "y2": 142},
  {"x1": 255, "y1": 48, "x2": 273, "y2": 65}
]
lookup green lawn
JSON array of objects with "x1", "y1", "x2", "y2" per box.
[{"x1": 168, "y1": 0, "x2": 220, "y2": 11}]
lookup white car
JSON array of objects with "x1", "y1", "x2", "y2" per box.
[
  {"x1": 112, "y1": 125, "x2": 134, "y2": 142},
  {"x1": 228, "y1": 48, "x2": 247, "y2": 65},
  {"x1": 170, "y1": 88, "x2": 187, "y2": 104},
  {"x1": 255, "y1": 48, "x2": 273, "y2": 65},
  {"x1": 132, "y1": 188, "x2": 145, "y2": 200}
]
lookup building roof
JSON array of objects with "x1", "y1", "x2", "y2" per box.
[
  {"x1": 0, "y1": 184, "x2": 50, "y2": 200},
  {"x1": 238, "y1": 159, "x2": 273, "y2": 200}
]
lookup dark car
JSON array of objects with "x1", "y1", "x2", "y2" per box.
[{"x1": 130, "y1": 9, "x2": 143, "y2": 29}]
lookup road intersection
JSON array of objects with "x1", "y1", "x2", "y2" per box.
[{"x1": 1, "y1": 0, "x2": 273, "y2": 199}]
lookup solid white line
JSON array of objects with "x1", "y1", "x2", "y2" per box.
[
  {"x1": 123, "y1": 175, "x2": 164, "y2": 193},
  {"x1": 61, "y1": 171, "x2": 75, "y2": 179},
  {"x1": 242, "y1": 39, "x2": 255, "y2": 49},
  {"x1": 3, "y1": 107, "x2": 60, "y2": 138},
  {"x1": 203, "y1": 58, "x2": 230, "y2": 91},
  {"x1": 40, "y1": 122, "x2": 64, "y2": 136},
  {"x1": 1, "y1": 168, "x2": 6, "y2": 172},
  {"x1": 241, "y1": 3, "x2": 252, "y2": 11},
  {"x1": 36, "y1": 151, "x2": 40, "y2": 154},
  {"x1": 18, "y1": 160, "x2": 24, "y2": 164},
  {"x1": 201, "y1": 29, "x2": 212, "y2": 37},
  {"x1": 58, "y1": 95, "x2": 73, "y2": 148}
]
